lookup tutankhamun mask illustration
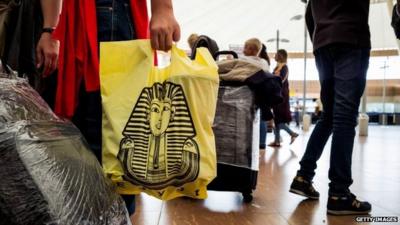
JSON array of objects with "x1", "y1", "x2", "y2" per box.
[{"x1": 118, "y1": 82, "x2": 199, "y2": 189}]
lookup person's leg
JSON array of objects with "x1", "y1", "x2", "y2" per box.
[
  {"x1": 72, "y1": 85, "x2": 102, "y2": 162},
  {"x1": 278, "y1": 123, "x2": 299, "y2": 144},
  {"x1": 296, "y1": 47, "x2": 335, "y2": 181},
  {"x1": 328, "y1": 46, "x2": 369, "y2": 196},
  {"x1": 295, "y1": 112, "x2": 300, "y2": 127},
  {"x1": 290, "y1": 47, "x2": 335, "y2": 199},
  {"x1": 121, "y1": 194, "x2": 136, "y2": 215},
  {"x1": 273, "y1": 123, "x2": 281, "y2": 144},
  {"x1": 95, "y1": 0, "x2": 136, "y2": 216},
  {"x1": 259, "y1": 120, "x2": 267, "y2": 149},
  {"x1": 279, "y1": 123, "x2": 295, "y2": 136},
  {"x1": 326, "y1": 46, "x2": 371, "y2": 215}
]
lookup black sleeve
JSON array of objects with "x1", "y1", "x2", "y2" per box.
[
  {"x1": 305, "y1": 1, "x2": 314, "y2": 41},
  {"x1": 245, "y1": 70, "x2": 283, "y2": 120},
  {"x1": 261, "y1": 107, "x2": 274, "y2": 121},
  {"x1": 392, "y1": 5, "x2": 400, "y2": 39}
]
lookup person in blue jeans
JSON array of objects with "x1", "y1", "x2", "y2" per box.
[
  {"x1": 289, "y1": 0, "x2": 372, "y2": 216},
  {"x1": 70, "y1": 0, "x2": 180, "y2": 217}
]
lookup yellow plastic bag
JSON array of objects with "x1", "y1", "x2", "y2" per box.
[{"x1": 100, "y1": 40, "x2": 219, "y2": 200}]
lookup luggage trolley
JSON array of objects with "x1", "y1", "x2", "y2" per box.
[{"x1": 208, "y1": 51, "x2": 260, "y2": 203}]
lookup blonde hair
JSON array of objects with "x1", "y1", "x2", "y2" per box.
[
  {"x1": 244, "y1": 38, "x2": 262, "y2": 55},
  {"x1": 187, "y1": 33, "x2": 199, "y2": 49}
]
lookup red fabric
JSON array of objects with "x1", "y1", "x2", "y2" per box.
[{"x1": 53, "y1": 0, "x2": 149, "y2": 118}]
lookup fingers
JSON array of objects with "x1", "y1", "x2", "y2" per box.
[
  {"x1": 151, "y1": 26, "x2": 179, "y2": 51},
  {"x1": 43, "y1": 52, "x2": 58, "y2": 77},
  {"x1": 150, "y1": 18, "x2": 181, "y2": 51},
  {"x1": 36, "y1": 47, "x2": 44, "y2": 69},
  {"x1": 36, "y1": 46, "x2": 57, "y2": 77},
  {"x1": 151, "y1": 27, "x2": 168, "y2": 51},
  {"x1": 158, "y1": 31, "x2": 167, "y2": 51},
  {"x1": 150, "y1": 28, "x2": 160, "y2": 51},
  {"x1": 36, "y1": 35, "x2": 59, "y2": 77},
  {"x1": 164, "y1": 31, "x2": 172, "y2": 51},
  {"x1": 43, "y1": 52, "x2": 52, "y2": 77},
  {"x1": 172, "y1": 25, "x2": 181, "y2": 42}
]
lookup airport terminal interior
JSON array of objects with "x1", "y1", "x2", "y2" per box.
[
  {"x1": 135, "y1": 0, "x2": 400, "y2": 224},
  {"x1": 132, "y1": 126, "x2": 400, "y2": 225},
  {"x1": 1, "y1": 0, "x2": 400, "y2": 225}
]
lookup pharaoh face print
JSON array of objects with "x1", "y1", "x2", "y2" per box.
[
  {"x1": 149, "y1": 98, "x2": 175, "y2": 136},
  {"x1": 118, "y1": 81, "x2": 200, "y2": 190}
]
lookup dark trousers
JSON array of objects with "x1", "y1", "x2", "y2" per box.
[
  {"x1": 297, "y1": 44, "x2": 370, "y2": 196},
  {"x1": 259, "y1": 121, "x2": 267, "y2": 148},
  {"x1": 73, "y1": 0, "x2": 136, "y2": 216}
]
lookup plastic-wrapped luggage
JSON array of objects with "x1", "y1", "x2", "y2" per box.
[
  {"x1": 0, "y1": 70, "x2": 131, "y2": 225},
  {"x1": 208, "y1": 84, "x2": 260, "y2": 202},
  {"x1": 207, "y1": 51, "x2": 282, "y2": 202}
]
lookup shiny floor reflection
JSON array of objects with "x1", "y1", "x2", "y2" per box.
[{"x1": 131, "y1": 125, "x2": 400, "y2": 225}]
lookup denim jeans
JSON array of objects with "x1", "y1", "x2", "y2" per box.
[
  {"x1": 259, "y1": 121, "x2": 267, "y2": 148},
  {"x1": 274, "y1": 123, "x2": 295, "y2": 143},
  {"x1": 73, "y1": 0, "x2": 137, "y2": 216},
  {"x1": 297, "y1": 44, "x2": 370, "y2": 196},
  {"x1": 96, "y1": 0, "x2": 135, "y2": 42}
]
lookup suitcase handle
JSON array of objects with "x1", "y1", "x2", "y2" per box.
[{"x1": 214, "y1": 51, "x2": 238, "y2": 60}]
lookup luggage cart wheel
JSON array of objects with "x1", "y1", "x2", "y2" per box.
[{"x1": 242, "y1": 192, "x2": 253, "y2": 203}]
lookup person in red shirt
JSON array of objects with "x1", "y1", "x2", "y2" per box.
[{"x1": 53, "y1": 0, "x2": 180, "y2": 216}]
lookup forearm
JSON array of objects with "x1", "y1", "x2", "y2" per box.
[
  {"x1": 40, "y1": 0, "x2": 62, "y2": 28},
  {"x1": 305, "y1": 1, "x2": 314, "y2": 41},
  {"x1": 151, "y1": 0, "x2": 173, "y2": 15}
]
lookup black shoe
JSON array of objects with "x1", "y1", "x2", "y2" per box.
[
  {"x1": 327, "y1": 193, "x2": 371, "y2": 215},
  {"x1": 289, "y1": 176, "x2": 320, "y2": 200}
]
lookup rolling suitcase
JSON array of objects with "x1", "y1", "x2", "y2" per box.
[{"x1": 208, "y1": 83, "x2": 260, "y2": 202}]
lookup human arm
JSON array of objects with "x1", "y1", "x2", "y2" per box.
[
  {"x1": 305, "y1": 1, "x2": 314, "y2": 41},
  {"x1": 280, "y1": 66, "x2": 289, "y2": 83},
  {"x1": 149, "y1": 0, "x2": 181, "y2": 51},
  {"x1": 36, "y1": 0, "x2": 62, "y2": 77},
  {"x1": 397, "y1": 0, "x2": 400, "y2": 15},
  {"x1": 392, "y1": 2, "x2": 400, "y2": 39}
]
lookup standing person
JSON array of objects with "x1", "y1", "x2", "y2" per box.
[
  {"x1": 187, "y1": 33, "x2": 199, "y2": 51},
  {"x1": 294, "y1": 99, "x2": 302, "y2": 127},
  {"x1": 1, "y1": 0, "x2": 61, "y2": 81},
  {"x1": 187, "y1": 33, "x2": 219, "y2": 60},
  {"x1": 258, "y1": 43, "x2": 271, "y2": 149},
  {"x1": 393, "y1": 0, "x2": 400, "y2": 38},
  {"x1": 54, "y1": 0, "x2": 180, "y2": 216},
  {"x1": 242, "y1": 38, "x2": 270, "y2": 72},
  {"x1": 258, "y1": 44, "x2": 271, "y2": 67},
  {"x1": 268, "y1": 49, "x2": 298, "y2": 147},
  {"x1": 35, "y1": 0, "x2": 62, "y2": 77},
  {"x1": 289, "y1": 0, "x2": 372, "y2": 215}
]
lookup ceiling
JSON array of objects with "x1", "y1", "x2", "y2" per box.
[{"x1": 165, "y1": 0, "x2": 399, "y2": 52}]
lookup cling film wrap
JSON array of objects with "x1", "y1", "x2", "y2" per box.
[
  {"x1": 213, "y1": 85, "x2": 260, "y2": 170},
  {"x1": 0, "y1": 73, "x2": 131, "y2": 225},
  {"x1": 100, "y1": 40, "x2": 219, "y2": 200},
  {"x1": 0, "y1": 73, "x2": 58, "y2": 123}
]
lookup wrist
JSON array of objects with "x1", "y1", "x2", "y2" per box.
[
  {"x1": 151, "y1": 0, "x2": 173, "y2": 15},
  {"x1": 42, "y1": 27, "x2": 55, "y2": 34}
]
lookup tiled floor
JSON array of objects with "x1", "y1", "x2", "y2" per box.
[{"x1": 131, "y1": 125, "x2": 400, "y2": 225}]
